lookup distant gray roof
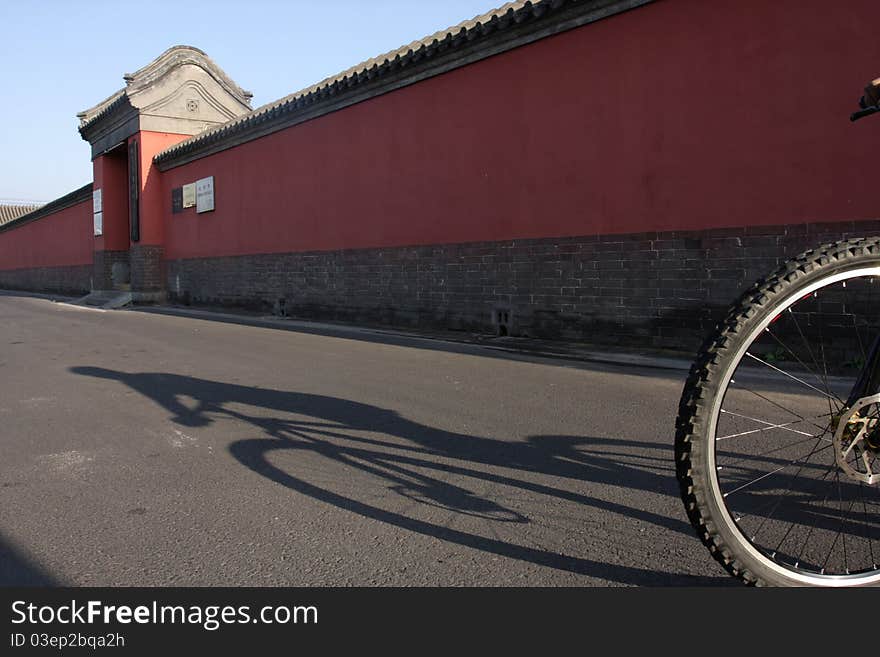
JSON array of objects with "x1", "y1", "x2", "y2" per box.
[{"x1": 0, "y1": 203, "x2": 45, "y2": 226}]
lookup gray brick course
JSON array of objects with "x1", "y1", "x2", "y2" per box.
[
  {"x1": 159, "y1": 219, "x2": 876, "y2": 350},
  {"x1": 0, "y1": 265, "x2": 91, "y2": 295}
]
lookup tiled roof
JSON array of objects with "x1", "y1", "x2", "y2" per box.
[
  {"x1": 309, "y1": 0, "x2": 552, "y2": 94},
  {"x1": 0, "y1": 203, "x2": 45, "y2": 226},
  {"x1": 154, "y1": 0, "x2": 650, "y2": 169},
  {"x1": 76, "y1": 90, "x2": 127, "y2": 132}
]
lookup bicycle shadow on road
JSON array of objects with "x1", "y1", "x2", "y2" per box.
[{"x1": 70, "y1": 366, "x2": 733, "y2": 586}]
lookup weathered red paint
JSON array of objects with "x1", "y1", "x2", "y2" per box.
[
  {"x1": 160, "y1": 0, "x2": 880, "y2": 260},
  {"x1": 0, "y1": 200, "x2": 92, "y2": 270}
]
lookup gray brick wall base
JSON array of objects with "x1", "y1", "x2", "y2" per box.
[
  {"x1": 131, "y1": 244, "x2": 165, "y2": 294},
  {"x1": 0, "y1": 264, "x2": 91, "y2": 296},
  {"x1": 163, "y1": 218, "x2": 880, "y2": 352},
  {"x1": 93, "y1": 250, "x2": 130, "y2": 291}
]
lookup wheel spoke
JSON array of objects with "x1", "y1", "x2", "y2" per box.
[
  {"x1": 733, "y1": 435, "x2": 830, "y2": 531},
  {"x1": 732, "y1": 382, "x2": 833, "y2": 435},
  {"x1": 722, "y1": 443, "x2": 833, "y2": 499},
  {"x1": 717, "y1": 409, "x2": 830, "y2": 441},
  {"x1": 786, "y1": 308, "x2": 842, "y2": 414},
  {"x1": 770, "y1": 459, "x2": 836, "y2": 558},
  {"x1": 859, "y1": 482, "x2": 878, "y2": 569},
  {"x1": 794, "y1": 462, "x2": 839, "y2": 569},
  {"x1": 745, "y1": 351, "x2": 842, "y2": 402},
  {"x1": 765, "y1": 320, "x2": 845, "y2": 408}
]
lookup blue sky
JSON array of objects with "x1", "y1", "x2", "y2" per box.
[{"x1": 0, "y1": 0, "x2": 497, "y2": 202}]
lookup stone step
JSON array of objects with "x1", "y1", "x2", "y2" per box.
[
  {"x1": 73, "y1": 291, "x2": 133, "y2": 309},
  {"x1": 102, "y1": 292, "x2": 132, "y2": 309}
]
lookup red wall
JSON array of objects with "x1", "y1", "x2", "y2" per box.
[
  {"x1": 0, "y1": 200, "x2": 92, "y2": 270},
  {"x1": 137, "y1": 131, "x2": 190, "y2": 246},
  {"x1": 161, "y1": 0, "x2": 880, "y2": 260}
]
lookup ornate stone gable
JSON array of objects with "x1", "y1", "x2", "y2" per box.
[{"x1": 78, "y1": 45, "x2": 252, "y2": 157}]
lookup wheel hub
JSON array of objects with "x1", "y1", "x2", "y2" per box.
[{"x1": 833, "y1": 394, "x2": 880, "y2": 485}]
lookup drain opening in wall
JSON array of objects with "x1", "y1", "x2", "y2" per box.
[{"x1": 493, "y1": 308, "x2": 512, "y2": 336}]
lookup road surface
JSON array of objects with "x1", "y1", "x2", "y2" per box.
[{"x1": 0, "y1": 293, "x2": 730, "y2": 586}]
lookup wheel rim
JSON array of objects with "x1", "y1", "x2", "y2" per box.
[{"x1": 708, "y1": 266, "x2": 880, "y2": 585}]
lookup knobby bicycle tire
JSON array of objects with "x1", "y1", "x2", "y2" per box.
[{"x1": 676, "y1": 237, "x2": 880, "y2": 586}]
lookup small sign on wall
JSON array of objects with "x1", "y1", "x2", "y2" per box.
[
  {"x1": 182, "y1": 183, "x2": 196, "y2": 209},
  {"x1": 196, "y1": 176, "x2": 214, "y2": 213},
  {"x1": 93, "y1": 189, "x2": 103, "y2": 236}
]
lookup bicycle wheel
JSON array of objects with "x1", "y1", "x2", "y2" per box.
[{"x1": 676, "y1": 238, "x2": 880, "y2": 586}]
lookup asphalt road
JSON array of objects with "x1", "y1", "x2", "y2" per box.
[{"x1": 0, "y1": 293, "x2": 731, "y2": 586}]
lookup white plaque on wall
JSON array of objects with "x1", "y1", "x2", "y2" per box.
[
  {"x1": 93, "y1": 188, "x2": 103, "y2": 236},
  {"x1": 196, "y1": 176, "x2": 214, "y2": 213},
  {"x1": 182, "y1": 183, "x2": 196, "y2": 208}
]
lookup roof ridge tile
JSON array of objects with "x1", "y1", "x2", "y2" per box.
[{"x1": 154, "y1": 0, "x2": 651, "y2": 169}]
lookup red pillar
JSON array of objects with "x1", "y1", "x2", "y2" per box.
[{"x1": 91, "y1": 147, "x2": 130, "y2": 291}]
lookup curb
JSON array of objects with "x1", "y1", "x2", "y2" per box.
[{"x1": 130, "y1": 304, "x2": 694, "y2": 373}]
